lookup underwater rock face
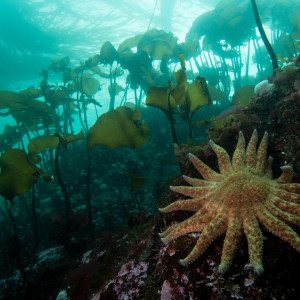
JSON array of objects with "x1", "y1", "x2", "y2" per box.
[
  {"x1": 92, "y1": 260, "x2": 148, "y2": 299},
  {"x1": 0, "y1": 246, "x2": 67, "y2": 300},
  {"x1": 86, "y1": 212, "x2": 299, "y2": 299}
]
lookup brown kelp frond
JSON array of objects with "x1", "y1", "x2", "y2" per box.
[{"x1": 87, "y1": 106, "x2": 149, "y2": 149}]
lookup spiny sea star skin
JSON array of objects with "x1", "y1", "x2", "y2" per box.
[{"x1": 159, "y1": 130, "x2": 300, "y2": 274}]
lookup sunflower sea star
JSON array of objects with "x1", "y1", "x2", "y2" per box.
[{"x1": 159, "y1": 130, "x2": 300, "y2": 274}]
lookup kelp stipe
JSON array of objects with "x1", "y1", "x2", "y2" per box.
[{"x1": 251, "y1": 0, "x2": 278, "y2": 71}]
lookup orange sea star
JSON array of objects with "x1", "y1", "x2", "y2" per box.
[{"x1": 159, "y1": 130, "x2": 300, "y2": 274}]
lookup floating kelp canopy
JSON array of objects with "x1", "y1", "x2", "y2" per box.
[{"x1": 185, "y1": 0, "x2": 300, "y2": 91}]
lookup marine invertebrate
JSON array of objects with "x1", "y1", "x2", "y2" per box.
[
  {"x1": 254, "y1": 79, "x2": 274, "y2": 97},
  {"x1": 159, "y1": 130, "x2": 300, "y2": 274}
]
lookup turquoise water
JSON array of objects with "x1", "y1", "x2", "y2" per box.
[{"x1": 0, "y1": 1, "x2": 300, "y2": 298}]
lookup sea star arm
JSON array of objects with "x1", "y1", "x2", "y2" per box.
[
  {"x1": 270, "y1": 187, "x2": 300, "y2": 203},
  {"x1": 232, "y1": 131, "x2": 245, "y2": 171},
  {"x1": 242, "y1": 207, "x2": 263, "y2": 274},
  {"x1": 256, "y1": 132, "x2": 268, "y2": 175},
  {"x1": 269, "y1": 195, "x2": 300, "y2": 216},
  {"x1": 188, "y1": 153, "x2": 224, "y2": 181},
  {"x1": 160, "y1": 200, "x2": 219, "y2": 240},
  {"x1": 160, "y1": 217, "x2": 210, "y2": 244},
  {"x1": 254, "y1": 203, "x2": 300, "y2": 253},
  {"x1": 179, "y1": 215, "x2": 227, "y2": 266},
  {"x1": 159, "y1": 196, "x2": 210, "y2": 213},
  {"x1": 275, "y1": 183, "x2": 300, "y2": 194},
  {"x1": 218, "y1": 203, "x2": 243, "y2": 273},
  {"x1": 275, "y1": 166, "x2": 294, "y2": 183},
  {"x1": 264, "y1": 200, "x2": 300, "y2": 226},
  {"x1": 170, "y1": 185, "x2": 212, "y2": 198},
  {"x1": 245, "y1": 129, "x2": 258, "y2": 169},
  {"x1": 265, "y1": 156, "x2": 273, "y2": 179},
  {"x1": 209, "y1": 140, "x2": 233, "y2": 175},
  {"x1": 183, "y1": 175, "x2": 217, "y2": 187}
]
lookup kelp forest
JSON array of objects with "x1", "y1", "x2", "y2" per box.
[{"x1": 0, "y1": 0, "x2": 300, "y2": 298}]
